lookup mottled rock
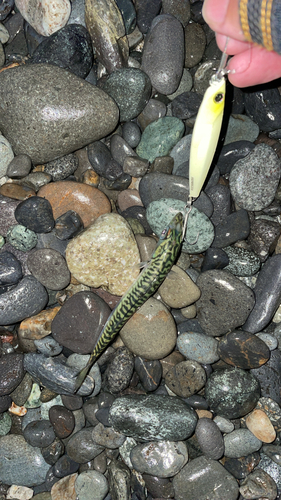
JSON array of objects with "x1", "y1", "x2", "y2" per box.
[
  {"x1": 51, "y1": 473, "x2": 77, "y2": 500},
  {"x1": 27, "y1": 248, "x2": 70, "y2": 290},
  {"x1": 109, "y1": 395, "x2": 198, "y2": 441},
  {"x1": 130, "y1": 441, "x2": 188, "y2": 478},
  {"x1": 244, "y1": 87, "x2": 281, "y2": 132},
  {"x1": 66, "y1": 213, "x2": 140, "y2": 295},
  {"x1": 15, "y1": 0, "x2": 71, "y2": 36},
  {"x1": 218, "y1": 330, "x2": 270, "y2": 369},
  {"x1": 0, "y1": 353, "x2": 24, "y2": 396},
  {"x1": 224, "y1": 428, "x2": 262, "y2": 458},
  {"x1": 165, "y1": 360, "x2": 206, "y2": 398},
  {"x1": 240, "y1": 469, "x2": 277, "y2": 500},
  {"x1": 75, "y1": 470, "x2": 109, "y2": 500},
  {"x1": 251, "y1": 350, "x2": 281, "y2": 406},
  {"x1": 136, "y1": 117, "x2": 185, "y2": 163},
  {"x1": 0, "y1": 64, "x2": 119, "y2": 164},
  {"x1": 105, "y1": 347, "x2": 134, "y2": 394}
]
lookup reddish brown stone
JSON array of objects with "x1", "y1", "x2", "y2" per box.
[
  {"x1": 218, "y1": 330, "x2": 270, "y2": 369},
  {"x1": 38, "y1": 181, "x2": 111, "y2": 227},
  {"x1": 0, "y1": 183, "x2": 36, "y2": 200}
]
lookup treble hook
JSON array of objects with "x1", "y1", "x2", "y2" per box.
[{"x1": 182, "y1": 200, "x2": 200, "y2": 246}]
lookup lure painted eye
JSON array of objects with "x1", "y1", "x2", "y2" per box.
[{"x1": 214, "y1": 93, "x2": 224, "y2": 103}]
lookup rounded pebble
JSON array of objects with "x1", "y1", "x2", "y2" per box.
[
  {"x1": 75, "y1": 470, "x2": 109, "y2": 500},
  {"x1": 224, "y1": 428, "x2": 262, "y2": 458},
  {"x1": 177, "y1": 331, "x2": 219, "y2": 364},
  {"x1": 195, "y1": 418, "x2": 224, "y2": 460},
  {"x1": 130, "y1": 440, "x2": 188, "y2": 478},
  {"x1": 15, "y1": 196, "x2": 55, "y2": 233}
]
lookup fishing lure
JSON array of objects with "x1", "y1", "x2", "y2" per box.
[
  {"x1": 74, "y1": 211, "x2": 184, "y2": 392},
  {"x1": 189, "y1": 48, "x2": 229, "y2": 202}
]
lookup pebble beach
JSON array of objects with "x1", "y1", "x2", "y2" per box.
[{"x1": 1, "y1": 0, "x2": 281, "y2": 499}]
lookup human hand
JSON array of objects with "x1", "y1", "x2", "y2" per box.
[{"x1": 202, "y1": 0, "x2": 281, "y2": 87}]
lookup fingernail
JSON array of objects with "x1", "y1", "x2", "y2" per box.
[{"x1": 203, "y1": 0, "x2": 231, "y2": 26}]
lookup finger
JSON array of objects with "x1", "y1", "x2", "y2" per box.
[
  {"x1": 203, "y1": 0, "x2": 246, "y2": 43},
  {"x1": 216, "y1": 33, "x2": 253, "y2": 56},
  {"x1": 227, "y1": 46, "x2": 281, "y2": 87}
]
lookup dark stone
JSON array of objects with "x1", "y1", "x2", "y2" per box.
[
  {"x1": 24, "y1": 22, "x2": 46, "y2": 56},
  {"x1": 190, "y1": 0, "x2": 204, "y2": 23},
  {"x1": 251, "y1": 350, "x2": 281, "y2": 406},
  {"x1": 15, "y1": 196, "x2": 55, "y2": 233},
  {"x1": 139, "y1": 172, "x2": 189, "y2": 207},
  {"x1": 115, "y1": 0, "x2": 136, "y2": 34},
  {"x1": 205, "y1": 184, "x2": 231, "y2": 226},
  {"x1": 52, "y1": 291, "x2": 111, "y2": 354},
  {"x1": 0, "y1": 353, "x2": 24, "y2": 396},
  {"x1": 171, "y1": 91, "x2": 202, "y2": 120},
  {"x1": 23, "y1": 419, "x2": 56, "y2": 448},
  {"x1": 248, "y1": 218, "x2": 281, "y2": 262},
  {"x1": 49, "y1": 405, "x2": 75, "y2": 439},
  {"x1": 0, "y1": 196, "x2": 19, "y2": 237},
  {"x1": 201, "y1": 247, "x2": 229, "y2": 272},
  {"x1": 83, "y1": 397, "x2": 99, "y2": 427},
  {"x1": 120, "y1": 206, "x2": 153, "y2": 234},
  {"x1": 0, "y1": 394, "x2": 12, "y2": 413},
  {"x1": 183, "y1": 395, "x2": 209, "y2": 410},
  {"x1": 28, "y1": 24, "x2": 93, "y2": 78},
  {"x1": 134, "y1": 357, "x2": 162, "y2": 392},
  {"x1": 61, "y1": 393, "x2": 83, "y2": 411},
  {"x1": 211, "y1": 209, "x2": 250, "y2": 248},
  {"x1": 0, "y1": 275, "x2": 48, "y2": 325},
  {"x1": 104, "y1": 158, "x2": 124, "y2": 181},
  {"x1": 110, "y1": 134, "x2": 136, "y2": 167},
  {"x1": 53, "y1": 454, "x2": 80, "y2": 478},
  {"x1": 55, "y1": 210, "x2": 84, "y2": 240},
  {"x1": 6, "y1": 154, "x2": 32, "y2": 179},
  {"x1": 87, "y1": 141, "x2": 112, "y2": 176},
  {"x1": 184, "y1": 22, "x2": 206, "y2": 68},
  {"x1": 43, "y1": 153, "x2": 79, "y2": 181},
  {"x1": 244, "y1": 88, "x2": 281, "y2": 132},
  {"x1": 135, "y1": 0, "x2": 162, "y2": 33},
  {"x1": 162, "y1": 0, "x2": 191, "y2": 26},
  {"x1": 215, "y1": 141, "x2": 255, "y2": 175},
  {"x1": 65, "y1": 427, "x2": 104, "y2": 463},
  {"x1": 195, "y1": 418, "x2": 224, "y2": 460},
  {"x1": 36, "y1": 230, "x2": 68, "y2": 256},
  {"x1": 0, "y1": 251, "x2": 22, "y2": 285},
  {"x1": 205, "y1": 367, "x2": 260, "y2": 418},
  {"x1": 41, "y1": 437, "x2": 65, "y2": 466},
  {"x1": 218, "y1": 330, "x2": 270, "y2": 369},
  {"x1": 122, "y1": 121, "x2": 141, "y2": 148},
  {"x1": 105, "y1": 347, "x2": 134, "y2": 394},
  {"x1": 223, "y1": 452, "x2": 260, "y2": 479},
  {"x1": 243, "y1": 254, "x2": 281, "y2": 333},
  {"x1": 0, "y1": 0, "x2": 14, "y2": 21},
  {"x1": 27, "y1": 248, "x2": 70, "y2": 291}
]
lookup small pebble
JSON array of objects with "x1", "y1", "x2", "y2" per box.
[
  {"x1": 195, "y1": 418, "x2": 224, "y2": 460},
  {"x1": 165, "y1": 360, "x2": 206, "y2": 398},
  {"x1": 75, "y1": 470, "x2": 109, "y2": 500},
  {"x1": 134, "y1": 357, "x2": 162, "y2": 392},
  {"x1": 177, "y1": 331, "x2": 219, "y2": 364},
  {"x1": 92, "y1": 422, "x2": 126, "y2": 449},
  {"x1": 49, "y1": 405, "x2": 75, "y2": 439},
  {"x1": 137, "y1": 98, "x2": 167, "y2": 130},
  {"x1": 51, "y1": 473, "x2": 77, "y2": 500},
  {"x1": 6, "y1": 224, "x2": 37, "y2": 252},
  {"x1": 6, "y1": 154, "x2": 32, "y2": 179},
  {"x1": 159, "y1": 265, "x2": 201, "y2": 308},
  {"x1": 224, "y1": 428, "x2": 262, "y2": 458},
  {"x1": 224, "y1": 114, "x2": 259, "y2": 144},
  {"x1": 136, "y1": 117, "x2": 185, "y2": 163},
  {"x1": 15, "y1": 196, "x2": 55, "y2": 233},
  {"x1": 218, "y1": 330, "x2": 270, "y2": 369},
  {"x1": 105, "y1": 347, "x2": 134, "y2": 394},
  {"x1": 23, "y1": 419, "x2": 56, "y2": 448},
  {"x1": 122, "y1": 121, "x2": 141, "y2": 148},
  {"x1": 246, "y1": 409, "x2": 276, "y2": 443},
  {"x1": 65, "y1": 428, "x2": 104, "y2": 463}
]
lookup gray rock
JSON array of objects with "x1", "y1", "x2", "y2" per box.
[
  {"x1": 130, "y1": 440, "x2": 188, "y2": 478},
  {"x1": 0, "y1": 434, "x2": 49, "y2": 486},
  {"x1": 239, "y1": 469, "x2": 277, "y2": 500},
  {"x1": 224, "y1": 429, "x2": 262, "y2": 458},
  {"x1": 108, "y1": 459, "x2": 131, "y2": 500},
  {"x1": 23, "y1": 419, "x2": 56, "y2": 448},
  {"x1": 0, "y1": 353, "x2": 24, "y2": 396},
  {"x1": 75, "y1": 470, "x2": 109, "y2": 500},
  {"x1": 173, "y1": 456, "x2": 239, "y2": 500},
  {"x1": 177, "y1": 331, "x2": 219, "y2": 364},
  {"x1": 66, "y1": 427, "x2": 104, "y2": 463},
  {"x1": 224, "y1": 114, "x2": 259, "y2": 145},
  {"x1": 23, "y1": 353, "x2": 95, "y2": 396},
  {"x1": 92, "y1": 422, "x2": 126, "y2": 449},
  {"x1": 109, "y1": 395, "x2": 198, "y2": 441},
  {"x1": 195, "y1": 418, "x2": 224, "y2": 460},
  {"x1": 34, "y1": 336, "x2": 63, "y2": 356},
  {"x1": 6, "y1": 153, "x2": 32, "y2": 179},
  {"x1": 105, "y1": 347, "x2": 134, "y2": 394},
  {"x1": 0, "y1": 275, "x2": 48, "y2": 325},
  {"x1": 0, "y1": 64, "x2": 119, "y2": 164},
  {"x1": 27, "y1": 248, "x2": 70, "y2": 291},
  {"x1": 196, "y1": 269, "x2": 255, "y2": 336},
  {"x1": 141, "y1": 14, "x2": 184, "y2": 95}
]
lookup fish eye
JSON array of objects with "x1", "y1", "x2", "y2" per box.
[{"x1": 214, "y1": 93, "x2": 224, "y2": 103}]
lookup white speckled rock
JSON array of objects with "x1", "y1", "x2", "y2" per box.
[
  {"x1": 66, "y1": 213, "x2": 140, "y2": 295},
  {"x1": 0, "y1": 134, "x2": 14, "y2": 178},
  {"x1": 15, "y1": 0, "x2": 71, "y2": 36}
]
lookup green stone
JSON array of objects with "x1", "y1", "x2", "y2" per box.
[
  {"x1": 24, "y1": 382, "x2": 42, "y2": 409},
  {"x1": 136, "y1": 117, "x2": 185, "y2": 163},
  {"x1": 6, "y1": 224, "x2": 37, "y2": 252},
  {"x1": 223, "y1": 246, "x2": 261, "y2": 277},
  {"x1": 126, "y1": 217, "x2": 145, "y2": 235},
  {"x1": 0, "y1": 412, "x2": 12, "y2": 436},
  {"x1": 224, "y1": 114, "x2": 259, "y2": 145},
  {"x1": 146, "y1": 198, "x2": 214, "y2": 253}
]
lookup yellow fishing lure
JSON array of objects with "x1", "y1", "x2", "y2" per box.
[{"x1": 189, "y1": 49, "x2": 228, "y2": 201}]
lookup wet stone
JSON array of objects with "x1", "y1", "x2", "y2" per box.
[
  {"x1": 256, "y1": 396, "x2": 281, "y2": 432},
  {"x1": 28, "y1": 24, "x2": 93, "y2": 79},
  {"x1": 41, "y1": 437, "x2": 64, "y2": 466},
  {"x1": 103, "y1": 68, "x2": 151, "y2": 122},
  {"x1": 54, "y1": 210, "x2": 83, "y2": 240},
  {"x1": 143, "y1": 474, "x2": 174, "y2": 498},
  {"x1": 0, "y1": 64, "x2": 119, "y2": 164},
  {"x1": 15, "y1": 196, "x2": 55, "y2": 233},
  {"x1": 92, "y1": 422, "x2": 126, "y2": 449},
  {"x1": 53, "y1": 454, "x2": 79, "y2": 479},
  {"x1": 177, "y1": 332, "x2": 219, "y2": 365},
  {"x1": 27, "y1": 248, "x2": 70, "y2": 291},
  {"x1": 136, "y1": 117, "x2": 185, "y2": 163},
  {"x1": 137, "y1": 98, "x2": 167, "y2": 130},
  {"x1": 0, "y1": 251, "x2": 22, "y2": 285},
  {"x1": 0, "y1": 434, "x2": 50, "y2": 486},
  {"x1": 213, "y1": 416, "x2": 234, "y2": 434},
  {"x1": 206, "y1": 184, "x2": 231, "y2": 227},
  {"x1": 171, "y1": 91, "x2": 202, "y2": 120},
  {"x1": 141, "y1": 14, "x2": 184, "y2": 95},
  {"x1": 218, "y1": 330, "x2": 270, "y2": 369},
  {"x1": 135, "y1": 0, "x2": 162, "y2": 34},
  {"x1": 205, "y1": 367, "x2": 260, "y2": 419},
  {"x1": 184, "y1": 22, "x2": 206, "y2": 68},
  {"x1": 224, "y1": 114, "x2": 259, "y2": 145},
  {"x1": 201, "y1": 247, "x2": 229, "y2": 272},
  {"x1": 248, "y1": 217, "x2": 281, "y2": 262},
  {"x1": 0, "y1": 275, "x2": 48, "y2": 325},
  {"x1": 122, "y1": 121, "x2": 141, "y2": 148},
  {"x1": 240, "y1": 468, "x2": 277, "y2": 500},
  {"x1": 6, "y1": 224, "x2": 38, "y2": 252},
  {"x1": 43, "y1": 154, "x2": 78, "y2": 182},
  {"x1": 139, "y1": 172, "x2": 189, "y2": 207},
  {"x1": 223, "y1": 452, "x2": 260, "y2": 480},
  {"x1": 196, "y1": 269, "x2": 255, "y2": 336},
  {"x1": 123, "y1": 156, "x2": 149, "y2": 177},
  {"x1": 165, "y1": 360, "x2": 206, "y2": 398},
  {"x1": 251, "y1": 350, "x2": 281, "y2": 406},
  {"x1": 131, "y1": 441, "x2": 188, "y2": 478},
  {"x1": 65, "y1": 427, "x2": 104, "y2": 464},
  {"x1": 223, "y1": 245, "x2": 261, "y2": 276},
  {"x1": 105, "y1": 347, "x2": 134, "y2": 394},
  {"x1": 110, "y1": 134, "x2": 137, "y2": 167},
  {"x1": 243, "y1": 254, "x2": 281, "y2": 333},
  {"x1": 212, "y1": 209, "x2": 250, "y2": 248},
  {"x1": 229, "y1": 144, "x2": 281, "y2": 211},
  {"x1": 134, "y1": 357, "x2": 162, "y2": 392},
  {"x1": 244, "y1": 87, "x2": 281, "y2": 132},
  {"x1": 7, "y1": 154, "x2": 32, "y2": 179},
  {"x1": 23, "y1": 419, "x2": 56, "y2": 448},
  {"x1": 75, "y1": 470, "x2": 109, "y2": 500},
  {"x1": 0, "y1": 196, "x2": 20, "y2": 237},
  {"x1": 159, "y1": 265, "x2": 201, "y2": 308},
  {"x1": 115, "y1": 0, "x2": 136, "y2": 35},
  {"x1": 173, "y1": 456, "x2": 239, "y2": 500},
  {"x1": 216, "y1": 140, "x2": 256, "y2": 175},
  {"x1": 48, "y1": 405, "x2": 75, "y2": 439},
  {"x1": 146, "y1": 199, "x2": 214, "y2": 253},
  {"x1": 109, "y1": 394, "x2": 198, "y2": 441},
  {"x1": 195, "y1": 418, "x2": 224, "y2": 460}
]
